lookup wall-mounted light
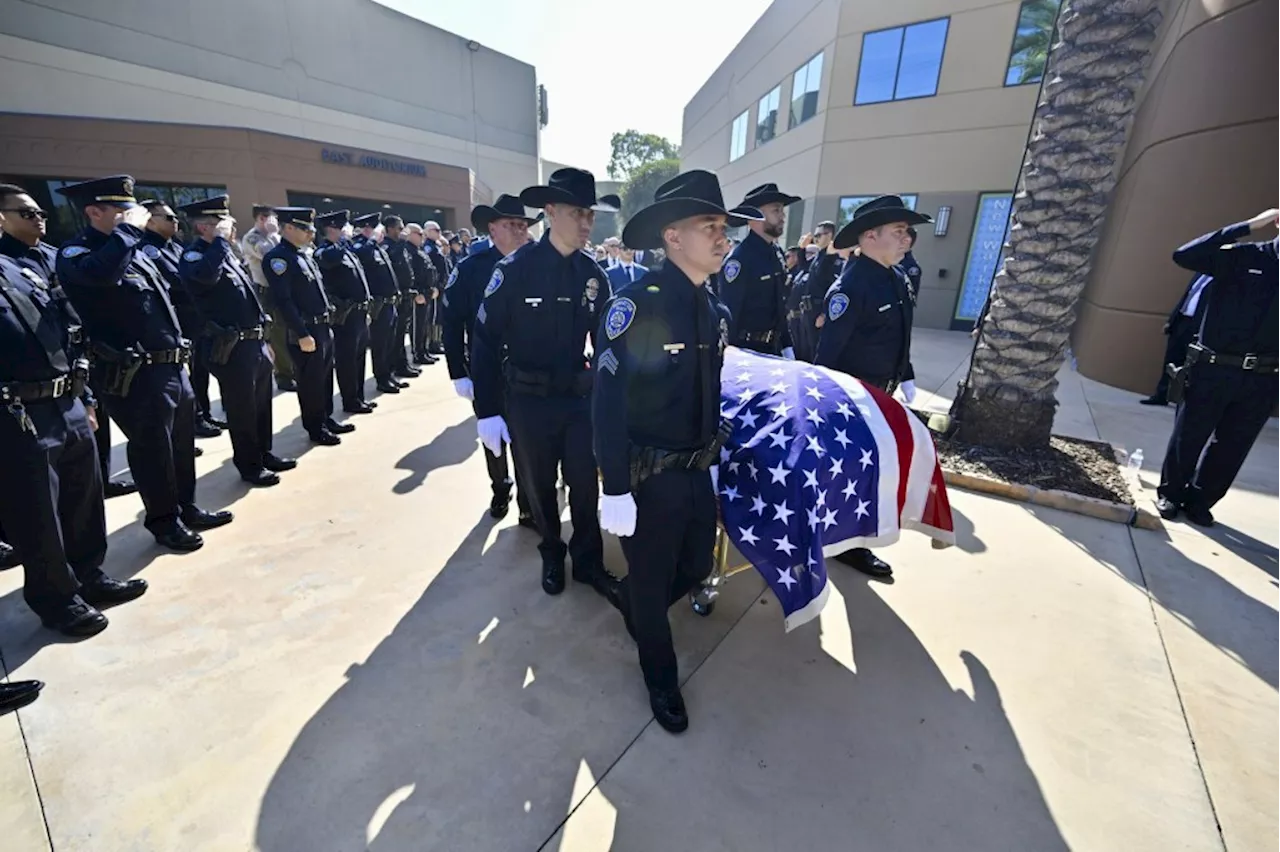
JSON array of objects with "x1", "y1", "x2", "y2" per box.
[
  {"x1": 934, "y1": 205, "x2": 951, "y2": 237},
  {"x1": 466, "y1": 40, "x2": 480, "y2": 52}
]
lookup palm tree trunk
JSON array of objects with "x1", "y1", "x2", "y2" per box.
[{"x1": 952, "y1": 0, "x2": 1162, "y2": 448}]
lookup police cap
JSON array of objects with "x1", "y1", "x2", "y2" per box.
[{"x1": 55, "y1": 175, "x2": 139, "y2": 208}]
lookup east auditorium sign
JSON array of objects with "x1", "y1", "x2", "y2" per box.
[{"x1": 321, "y1": 148, "x2": 427, "y2": 178}]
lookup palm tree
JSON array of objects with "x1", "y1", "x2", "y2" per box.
[
  {"x1": 952, "y1": 0, "x2": 1163, "y2": 448},
  {"x1": 1007, "y1": 0, "x2": 1063, "y2": 85}
]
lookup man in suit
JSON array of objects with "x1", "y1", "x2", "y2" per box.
[
  {"x1": 605, "y1": 244, "x2": 648, "y2": 291},
  {"x1": 1141, "y1": 273, "x2": 1211, "y2": 406}
]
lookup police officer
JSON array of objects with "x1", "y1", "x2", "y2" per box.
[
  {"x1": 314, "y1": 211, "x2": 370, "y2": 421},
  {"x1": 351, "y1": 213, "x2": 405, "y2": 396},
  {"x1": 403, "y1": 223, "x2": 438, "y2": 368},
  {"x1": 1, "y1": 246, "x2": 150, "y2": 635},
  {"x1": 0, "y1": 182, "x2": 138, "y2": 498},
  {"x1": 1141, "y1": 273, "x2": 1211, "y2": 406},
  {"x1": 787, "y1": 220, "x2": 843, "y2": 362},
  {"x1": 261, "y1": 208, "x2": 343, "y2": 446},
  {"x1": 471, "y1": 168, "x2": 617, "y2": 597},
  {"x1": 178, "y1": 195, "x2": 296, "y2": 486},
  {"x1": 381, "y1": 216, "x2": 423, "y2": 381},
  {"x1": 901, "y1": 227, "x2": 923, "y2": 304},
  {"x1": 416, "y1": 220, "x2": 449, "y2": 363},
  {"x1": 57, "y1": 176, "x2": 232, "y2": 551},
  {"x1": 815, "y1": 195, "x2": 931, "y2": 579},
  {"x1": 718, "y1": 183, "x2": 799, "y2": 359},
  {"x1": 1157, "y1": 208, "x2": 1278, "y2": 526},
  {"x1": 443, "y1": 194, "x2": 536, "y2": 524},
  {"x1": 594, "y1": 170, "x2": 750, "y2": 733},
  {"x1": 242, "y1": 205, "x2": 297, "y2": 392}
]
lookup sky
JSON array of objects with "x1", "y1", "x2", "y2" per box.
[{"x1": 375, "y1": 0, "x2": 773, "y2": 177}]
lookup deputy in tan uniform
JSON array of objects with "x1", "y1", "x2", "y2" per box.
[{"x1": 241, "y1": 205, "x2": 295, "y2": 391}]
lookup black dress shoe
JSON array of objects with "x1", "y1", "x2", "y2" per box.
[
  {"x1": 103, "y1": 478, "x2": 138, "y2": 499},
  {"x1": 310, "y1": 430, "x2": 342, "y2": 446},
  {"x1": 1139, "y1": 396, "x2": 1168, "y2": 406},
  {"x1": 0, "y1": 541, "x2": 20, "y2": 570},
  {"x1": 1156, "y1": 496, "x2": 1180, "y2": 520},
  {"x1": 376, "y1": 381, "x2": 402, "y2": 394},
  {"x1": 343, "y1": 403, "x2": 375, "y2": 414},
  {"x1": 40, "y1": 597, "x2": 109, "y2": 637},
  {"x1": 154, "y1": 522, "x2": 204, "y2": 552},
  {"x1": 649, "y1": 687, "x2": 689, "y2": 734},
  {"x1": 518, "y1": 513, "x2": 538, "y2": 530},
  {"x1": 206, "y1": 415, "x2": 229, "y2": 429},
  {"x1": 181, "y1": 506, "x2": 234, "y2": 531},
  {"x1": 0, "y1": 680, "x2": 43, "y2": 717},
  {"x1": 276, "y1": 377, "x2": 298, "y2": 392},
  {"x1": 241, "y1": 469, "x2": 281, "y2": 487},
  {"x1": 573, "y1": 562, "x2": 621, "y2": 602},
  {"x1": 326, "y1": 419, "x2": 356, "y2": 435},
  {"x1": 80, "y1": 576, "x2": 148, "y2": 607},
  {"x1": 263, "y1": 453, "x2": 297, "y2": 472},
  {"x1": 489, "y1": 490, "x2": 512, "y2": 519},
  {"x1": 429, "y1": 344, "x2": 445, "y2": 355},
  {"x1": 542, "y1": 556, "x2": 566, "y2": 596},
  {"x1": 835, "y1": 547, "x2": 893, "y2": 579},
  {"x1": 1184, "y1": 504, "x2": 1215, "y2": 527},
  {"x1": 413, "y1": 352, "x2": 431, "y2": 365},
  {"x1": 394, "y1": 367, "x2": 422, "y2": 378},
  {"x1": 194, "y1": 419, "x2": 223, "y2": 439},
  {"x1": 394, "y1": 378, "x2": 411, "y2": 388}
]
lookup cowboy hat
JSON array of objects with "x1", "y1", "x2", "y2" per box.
[
  {"x1": 833, "y1": 195, "x2": 932, "y2": 250},
  {"x1": 470, "y1": 194, "x2": 543, "y2": 233},
  {"x1": 520, "y1": 167, "x2": 618, "y2": 212},
  {"x1": 621, "y1": 169, "x2": 763, "y2": 250},
  {"x1": 740, "y1": 182, "x2": 801, "y2": 209}
]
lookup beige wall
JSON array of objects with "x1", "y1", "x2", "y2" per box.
[{"x1": 1073, "y1": 0, "x2": 1279, "y2": 391}]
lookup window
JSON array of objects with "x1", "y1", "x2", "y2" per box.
[
  {"x1": 755, "y1": 86, "x2": 781, "y2": 147},
  {"x1": 836, "y1": 194, "x2": 918, "y2": 230},
  {"x1": 35, "y1": 177, "x2": 226, "y2": 245},
  {"x1": 789, "y1": 51, "x2": 824, "y2": 129},
  {"x1": 729, "y1": 109, "x2": 749, "y2": 162},
  {"x1": 1005, "y1": 0, "x2": 1062, "y2": 86},
  {"x1": 854, "y1": 18, "x2": 949, "y2": 105}
]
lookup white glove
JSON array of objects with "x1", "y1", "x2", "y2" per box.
[
  {"x1": 121, "y1": 205, "x2": 151, "y2": 228},
  {"x1": 898, "y1": 380, "x2": 917, "y2": 404},
  {"x1": 476, "y1": 415, "x2": 510, "y2": 458},
  {"x1": 215, "y1": 218, "x2": 235, "y2": 239},
  {"x1": 453, "y1": 378, "x2": 474, "y2": 400},
  {"x1": 782, "y1": 346, "x2": 796, "y2": 360},
  {"x1": 600, "y1": 492, "x2": 638, "y2": 537}
]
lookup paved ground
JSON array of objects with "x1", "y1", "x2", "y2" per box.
[{"x1": 0, "y1": 332, "x2": 1275, "y2": 851}]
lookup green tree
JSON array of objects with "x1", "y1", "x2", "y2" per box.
[
  {"x1": 607, "y1": 130, "x2": 679, "y2": 181},
  {"x1": 1007, "y1": 0, "x2": 1063, "y2": 84},
  {"x1": 953, "y1": 0, "x2": 1163, "y2": 448},
  {"x1": 619, "y1": 159, "x2": 680, "y2": 230}
]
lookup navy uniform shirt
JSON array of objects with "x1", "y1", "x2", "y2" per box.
[
  {"x1": 900, "y1": 250, "x2": 923, "y2": 305},
  {"x1": 408, "y1": 241, "x2": 435, "y2": 295},
  {"x1": 0, "y1": 233, "x2": 57, "y2": 283},
  {"x1": 423, "y1": 241, "x2": 449, "y2": 294},
  {"x1": 814, "y1": 253, "x2": 915, "y2": 387},
  {"x1": 716, "y1": 229, "x2": 791, "y2": 351},
  {"x1": 57, "y1": 223, "x2": 185, "y2": 353},
  {"x1": 442, "y1": 243, "x2": 503, "y2": 381},
  {"x1": 0, "y1": 254, "x2": 87, "y2": 385},
  {"x1": 178, "y1": 235, "x2": 267, "y2": 331},
  {"x1": 140, "y1": 229, "x2": 201, "y2": 337},
  {"x1": 1172, "y1": 221, "x2": 1278, "y2": 356},
  {"x1": 592, "y1": 261, "x2": 731, "y2": 496},
  {"x1": 350, "y1": 235, "x2": 400, "y2": 298},
  {"x1": 262, "y1": 240, "x2": 331, "y2": 340},
  {"x1": 314, "y1": 239, "x2": 371, "y2": 303},
  {"x1": 383, "y1": 238, "x2": 417, "y2": 296},
  {"x1": 470, "y1": 233, "x2": 610, "y2": 419}
]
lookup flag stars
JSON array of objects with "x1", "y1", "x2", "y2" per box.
[
  {"x1": 736, "y1": 370, "x2": 752, "y2": 384},
  {"x1": 805, "y1": 408, "x2": 824, "y2": 426},
  {"x1": 835, "y1": 401, "x2": 853, "y2": 420},
  {"x1": 747, "y1": 460, "x2": 759, "y2": 480},
  {"x1": 770, "y1": 367, "x2": 786, "y2": 377},
  {"x1": 768, "y1": 429, "x2": 790, "y2": 449},
  {"x1": 771, "y1": 381, "x2": 788, "y2": 394},
  {"x1": 721, "y1": 485, "x2": 741, "y2": 502},
  {"x1": 768, "y1": 461, "x2": 790, "y2": 484},
  {"x1": 772, "y1": 501, "x2": 794, "y2": 524},
  {"x1": 771, "y1": 400, "x2": 792, "y2": 420},
  {"x1": 805, "y1": 436, "x2": 826, "y2": 458},
  {"x1": 774, "y1": 536, "x2": 797, "y2": 557},
  {"x1": 720, "y1": 447, "x2": 733, "y2": 463},
  {"x1": 842, "y1": 479, "x2": 858, "y2": 500},
  {"x1": 834, "y1": 429, "x2": 852, "y2": 449},
  {"x1": 802, "y1": 469, "x2": 819, "y2": 491},
  {"x1": 739, "y1": 410, "x2": 759, "y2": 429},
  {"x1": 821, "y1": 508, "x2": 838, "y2": 530},
  {"x1": 806, "y1": 507, "x2": 821, "y2": 530},
  {"x1": 750, "y1": 495, "x2": 767, "y2": 516},
  {"x1": 830, "y1": 458, "x2": 844, "y2": 478},
  {"x1": 854, "y1": 499, "x2": 871, "y2": 519},
  {"x1": 738, "y1": 525, "x2": 760, "y2": 546},
  {"x1": 859, "y1": 448, "x2": 874, "y2": 470},
  {"x1": 803, "y1": 369, "x2": 820, "y2": 381},
  {"x1": 805, "y1": 386, "x2": 824, "y2": 401},
  {"x1": 776, "y1": 566, "x2": 798, "y2": 589},
  {"x1": 738, "y1": 388, "x2": 755, "y2": 403}
]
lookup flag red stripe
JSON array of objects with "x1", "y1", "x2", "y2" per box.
[{"x1": 863, "y1": 384, "x2": 915, "y2": 517}]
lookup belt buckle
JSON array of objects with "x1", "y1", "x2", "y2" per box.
[
  {"x1": 1242, "y1": 354, "x2": 1258, "y2": 370},
  {"x1": 50, "y1": 375, "x2": 66, "y2": 397}
]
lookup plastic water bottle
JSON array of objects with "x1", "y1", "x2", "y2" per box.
[
  {"x1": 1066, "y1": 346, "x2": 1078, "y2": 372},
  {"x1": 1127, "y1": 449, "x2": 1144, "y2": 474}
]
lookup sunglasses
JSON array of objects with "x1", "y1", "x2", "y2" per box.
[
  {"x1": 152, "y1": 213, "x2": 179, "y2": 222},
  {"x1": 2, "y1": 208, "x2": 48, "y2": 221}
]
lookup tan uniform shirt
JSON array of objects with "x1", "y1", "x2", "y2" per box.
[{"x1": 241, "y1": 226, "x2": 280, "y2": 288}]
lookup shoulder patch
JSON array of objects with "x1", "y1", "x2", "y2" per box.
[
  {"x1": 828, "y1": 292, "x2": 850, "y2": 322},
  {"x1": 61, "y1": 245, "x2": 89, "y2": 259},
  {"x1": 270, "y1": 257, "x2": 288, "y2": 275},
  {"x1": 604, "y1": 297, "x2": 637, "y2": 340},
  {"x1": 142, "y1": 244, "x2": 161, "y2": 259},
  {"x1": 483, "y1": 267, "x2": 503, "y2": 297},
  {"x1": 183, "y1": 250, "x2": 203, "y2": 263},
  {"x1": 724, "y1": 259, "x2": 741, "y2": 282},
  {"x1": 446, "y1": 267, "x2": 458, "y2": 289}
]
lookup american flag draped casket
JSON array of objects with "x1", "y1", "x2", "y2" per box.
[{"x1": 716, "y1": 347, "x2": 955, "y2": 631}]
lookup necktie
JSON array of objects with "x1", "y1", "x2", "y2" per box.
[{"x1": 627, "y1": 265, "x2": 634, "y2": 284}]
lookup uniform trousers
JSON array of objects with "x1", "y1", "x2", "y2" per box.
[
  {"x1": 94, "y1": 391, "x2": 115, "y2": 481},
  {"x1": 257, "y1": 287, "x2": 296, "y2": 384},
  {"x1": 0, "y1": 396, "x2": 107, "y2": 612},
  {"x1": 1150, "y1": 316, "x2": 1196, "y2": 402},
  {"x1": 287, "y1": 325, "x2": 335, "y2": 438},
  {"x1": 190, "y1": 345, "x2": 214, "y2": 419},
  {"x1": 369, "y1": 302, "x2": 398, "y2": 383},
  {"x1": 96, "y1": 363, "x2": 196, "y2": 534},
  {"x1": 207, "y1": 338, "x2": 273, "y2": 476},
  {"x1": 393, "y1": 296, "x2": 416, "y2": 371},
  {"x1": 332, "y1": 310, "x2": 370, "y2": 407},
  {"x1": 1158, "y1": 363, "x2": 1278, "y2": 510},
  {"x1": 505, "y1": 391, "x2": 602, "y2": 567},
  {"x1": 618, "y1": 468, "x2": 717, "y2": 692},
  {"x1": 413, "y1": 300, "x2": 433, "y2": 357},
  {"x1": 477, "y1": 397, "x2": 531, "y2": 514}
]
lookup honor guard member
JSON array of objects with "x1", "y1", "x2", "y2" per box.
[
  {"x1": 351, "y1": 212, "x2": 405, "y2": 395},
  {"x1": 443, "y1": 194, "x2": 537, "y2": 524},
  {"x1": 242, "y1": 205, "x2": 297, "y2": 392},
  {"x1": 314, "y1": 211, "x2": 371, "y2": 420},
  {"x1": 402, "y1": 223, "x2": 437, "y2": 368},
  {"x1": 787, "y1": 220, "x2": 842, "y2": 362},
  {"x1": 140, "y1": 199, "x2": 224, "y2": 439},
  {"x1": 0, "y1": 183, "x2": 137, "y2": 498},
  {"x1": 178, "y1": 195, "x2": 297, "y2": 486},
  {"x1": 1157, "y1": 208, "x2": 1279, "y2": 526},
  {"x1": 380, "y1": 216, "x2": 423, "y2": 380},
  {"x1": 56, "y1": 176, "x2": 233, "y2": 551},
  {"x1": 416, "y1": 220, "x2": 449, "y2": 362},
  {"x1": 594, "y1": 170, "x2": 751, "y2": 733},
  {"x1": 901, "y1": 227, "x2": 923, "y2": 304},
  {"x1": 816, "y1": 195, "x2": 931, "y2": 579},
  {"x1": 471, "y1": 168, "x2": 618, "y2": 597},
  {"x1": 717, "y1": 183, "x2": 799, "y2": 358},
  {"x1": 0, "y1": 242, "x2": 148, "y2": 635}
]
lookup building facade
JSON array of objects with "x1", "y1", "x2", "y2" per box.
[
  {"x1": 682, "y1": 0, "x2": 1276, "y2": 391},
  {"x1": 0, "y1": 0, "x2": 541, "y2": 242}
]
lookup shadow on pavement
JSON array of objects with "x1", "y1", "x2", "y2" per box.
[
  {"x1": 1196, "y1": 522, "x2": 1279, "y2": 579},
  {"x1": 391, "y1": 419, "x2": 478, "y2": 495}
]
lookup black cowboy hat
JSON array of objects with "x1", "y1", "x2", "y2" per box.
[
  {"x1": 520, "y1": 167, "x2": 618, "y2": 212},
  {"x1": 621, "y1": 169, "x2": 763, "y2": 250},
  {"x1": 470, "y1": 194, "x2": 543, "y2": 232},
  {"x1": 833, "y1": 195, "x2": 932, "y2": 250},
  {"x1": 599, "y1": 193, "x2": 622, "y2": 210},
  {"x1": 740, "y1": 182, "x2": 801, "y2": 209}
]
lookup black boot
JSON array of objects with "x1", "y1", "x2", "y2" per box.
[
  {"x1": 541, "y1": 555, "x2": 566, "y2": 596},
  {"x1": 649, "y1": 687, "x2": 689, "y2": 734},
  {"x1": 489, "y1": 488, "x2": 512, "y2": 519}
]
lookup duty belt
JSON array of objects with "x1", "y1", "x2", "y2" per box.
[
  {"x1": 91, "y1": 342, "x2": 191, "y2": 366},
  {"x1": 236, "y1": 326, "x2": 266, "y2": 341},
  {"x1": 1187, "y1": 343, "x2": 1278, "y2": 373},
  {"x1": 741, "y1": 330, "x2": 777, "y2": 344},
  {"x1": 503, "y1": 363, "x2": 593, "y2": 398},
  {"x1": 0, "y1": 370, "x2": 85, "y2": 404},
  {"x1": 629, "y1": 420, "x2": 735, "y2": 489},
  {"x1": 371, "y1": 296, "x2": 397, "y2": 307}
]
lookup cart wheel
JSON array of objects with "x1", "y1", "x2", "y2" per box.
[{"x1": 690, "y1": 595, "x2": 716, "y2": 617}]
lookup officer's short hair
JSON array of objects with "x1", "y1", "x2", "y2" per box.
[
  {"x1": 815, "y1": 220, "x2": 836, "y2": 236},
  {"x1": 0, "y1": 183, "x2": 27, "y2": 205},
  {"x1": 252, "y1": 205, "x2": 274, "y2": 219},
  {"x1": 383, "y1": 215, "x2": 404, "y2": 229}
]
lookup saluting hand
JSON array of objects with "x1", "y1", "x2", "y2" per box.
[{"x1": 1247, "y1": 208, "x2": 1279, "y2": 231}]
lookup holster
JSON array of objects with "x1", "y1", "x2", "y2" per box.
[
  {"x1": 331, "y1": 299, "x2": 368, "y2": 325},
  {"x1": 91, "y1": 342, "x2": 145, "y2": 397},
  {"x1": 1165, "y1": 362, "x2": 1188, "y2": 405},
  {"x1": 628, "y1": 420, "x2": 734, "y2": 490},
  {"x1": 204, "y1": 322, "x2": 240, "y2": 366}
]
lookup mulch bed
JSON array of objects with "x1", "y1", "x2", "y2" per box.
[{"x1": 935, "y1": 434, "x2": 1133, "y2": 506}]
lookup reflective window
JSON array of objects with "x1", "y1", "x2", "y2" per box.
[
  {"x1": 789, "y1": 51, "x2": 824, "y2": 129},
  {"x1": 1005, "y1": 0, "x2": 1062, "y2": 86},
  {"x1": 854, "y1": 18, "x2": 949, "y2": 105},
  {"x1": 730, "y1": 109, "x2": 750, "y2": 161},
  {"x1": 755, "y1": 86, "x2": 781, "y2": 146},
  {"x1": 33, "y1": 177, "x2": 226, "y2": 245},
  {"x1": 836, "y1": 194, "x2": 918, "y2": 230}
]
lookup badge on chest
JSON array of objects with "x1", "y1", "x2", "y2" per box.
[{"x1": 582, "y1": 277, "x2": 600, "y2": 311}]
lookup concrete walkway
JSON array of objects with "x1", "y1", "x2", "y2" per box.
[{"x1": 0, "y1": 332, "x2": 1274, "y2": 851}]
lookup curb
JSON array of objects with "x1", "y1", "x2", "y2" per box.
[{"x1": 941, "y1": 469, "x2": 1164, "y2": 531}]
